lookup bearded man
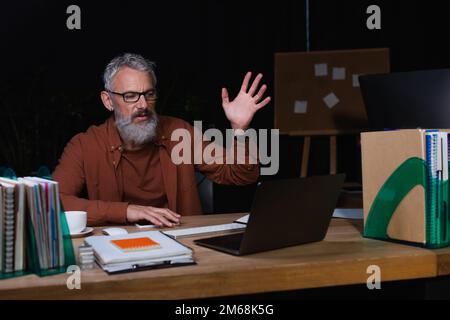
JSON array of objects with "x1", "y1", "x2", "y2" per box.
[{"x1": 53, "y1": 53, "x2": 271, "y2": 227}]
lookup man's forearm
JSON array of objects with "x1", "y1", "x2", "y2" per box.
[{"x1": 60, "y1": 193, "x2": 129, "y2": 226}]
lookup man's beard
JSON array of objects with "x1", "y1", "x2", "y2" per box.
[{"x1": 114, "y1": 107, "x2": 159, "y2": 146}]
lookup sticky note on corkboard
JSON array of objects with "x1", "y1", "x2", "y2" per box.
[{"x1": 274, "y1": 48, "x2": 390, "y2": 133}]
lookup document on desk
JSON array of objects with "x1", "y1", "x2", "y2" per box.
[
  {"x1": 332, "y1": 208, "x2": 363, "y2": 220},
  {"x1": 234, "y1": 214, "x2": 249, "y2": 224},
  {"x1": 85, "y1": 231, "x2": 194, "y2": 274}
]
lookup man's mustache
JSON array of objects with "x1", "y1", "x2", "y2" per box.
[{"x1": 132, "y1": 109, "x2": 155, "y2": 119}]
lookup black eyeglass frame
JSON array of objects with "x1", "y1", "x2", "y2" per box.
[{"x1": 107, "y1": 89, "x2": 158, "y2": 103}]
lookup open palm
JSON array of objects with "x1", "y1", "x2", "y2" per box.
[{"x1": 222, "y1": 72, "x2": 271, "y2": 130}]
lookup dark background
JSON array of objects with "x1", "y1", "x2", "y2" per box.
[{"x1": 1, "y1": 0, "x2": 448, "y2": 212}]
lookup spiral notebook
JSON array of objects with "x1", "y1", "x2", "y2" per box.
[{"x1": 425, "y1": 131, "x2": 449, "y2": 246}]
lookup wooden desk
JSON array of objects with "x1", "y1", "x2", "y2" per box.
[
  {"x1": 0, "y1": 213, "x2": 438, "y2": 300},
  {"x1": 433, "y1": 247, "x2": 450, "y2": 276}
]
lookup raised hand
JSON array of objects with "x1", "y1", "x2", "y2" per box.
[{"x1": 222, "y1": 72, "x2": 271, "y2": 131}]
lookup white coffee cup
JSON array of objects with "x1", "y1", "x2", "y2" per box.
[{"x1": 65, "y1": 211, "x2": 87, "y2": 234}]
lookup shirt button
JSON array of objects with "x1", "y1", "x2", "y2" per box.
[{"x1": 113, "y1": 161, "x2": 116, "y2": 165}]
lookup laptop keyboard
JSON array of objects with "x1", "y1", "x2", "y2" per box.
[{"x1": 162, "y1": 223, "x2": 246, "y2": 239}]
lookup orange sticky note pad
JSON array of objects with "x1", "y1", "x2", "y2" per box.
[{"x1": 111, "y1": 237, "x2": 161, "y2": 252}]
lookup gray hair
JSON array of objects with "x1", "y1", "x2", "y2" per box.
[{"x1": 103, "y1": 53, "x2": 157, "y2": 91}]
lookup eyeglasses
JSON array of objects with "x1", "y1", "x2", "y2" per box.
[{"x1": 107, "y1": 89, "x2": 158, "y2": 103}]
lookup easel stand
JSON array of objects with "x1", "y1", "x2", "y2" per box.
[{"x1": 286, "y1": 129, "x2": 361, "y2": 178}]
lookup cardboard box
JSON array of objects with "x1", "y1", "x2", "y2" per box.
[{"x1": 361, "y1": 130, "x2": 450, "y2": 248}]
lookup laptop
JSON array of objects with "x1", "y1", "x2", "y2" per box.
[
  {"x1": 359, "y1": 68, "x2": 450, "y2": 131},
  {"x1": 194, "y1": 174, "x2": 345, "y2": 256}
]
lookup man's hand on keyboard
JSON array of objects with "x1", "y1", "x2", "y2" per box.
[{"x1": 126, "y1": 205, "x2": 181, "y2": 228}]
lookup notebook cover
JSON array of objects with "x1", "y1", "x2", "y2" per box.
[{"x1": 111, "y1": 237, "x2": 161, "y2": 252}]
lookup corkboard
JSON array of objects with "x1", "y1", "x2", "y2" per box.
[{"x1": 274, "y1": 48, "x2": 390, "y2": 134}]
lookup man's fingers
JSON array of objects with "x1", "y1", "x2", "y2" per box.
[
  {"x1": 167, "y1": 209, "x2": 182, "y2": 221},
  {"x1": 140, "y1": 209, "x2": 172, "y2": 227},
  {"x1": 140, "y1": 213, "x2": 164, "y2": 227},
  {"x1": 253, "y1": 84, "x2": 267, "y2": 103},
  {"x1": 221, "y1": 87, "x2": 230, "y2": 105},
  {"x1": 156, "y1": 215, "x2": 174, "y2": 227},
  {"x1": 162, "y1": 209, "x2": 181, "y2": 224},
  {"x1": 248, "y1": 73, "x2": 263, "y2": 96},
  {"x1": 148, "y1": 213, "x2": 174, "y2": 227},
  {"x1": 240, "y1": 72, "x2": 252, "y2": 93},
  {"x1": 154, "y1": 208, "x2": 181, "y2": 224},
  {"x1": 255, "y1": 96, "x2": 271, "y2": 110}
]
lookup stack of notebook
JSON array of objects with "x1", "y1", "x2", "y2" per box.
[
  {"x1": 425, "y1": 131, "x2": 449, "y2": 246},
  {"x1": 19, "y1": 177, "x2": 65, "y2": 269},
  {"x1": 0, "y1": 177, "x2": 26, "y2": 274},
  {"x1": 85, "y1": 231, "x2": 195, "y2": 274},
  {"x1": 1, "y1": 176, "x2": 68, "y2": 276}
]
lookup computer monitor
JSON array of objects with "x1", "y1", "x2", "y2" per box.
[{"x1": 359, "y1": 68, "x2": 450, "y2": 131}]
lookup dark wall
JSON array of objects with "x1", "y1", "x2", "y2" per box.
[{"x1": 1, "y1": 0, "x2": 449, "y2": 210}]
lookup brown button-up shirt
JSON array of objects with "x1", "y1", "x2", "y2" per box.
[
  {"x1": 120, "y1": 143, "x2": 168, "y2": 208},
  {"x1": 52, "y1": 115, "x2": 259, "y2": 226}
]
